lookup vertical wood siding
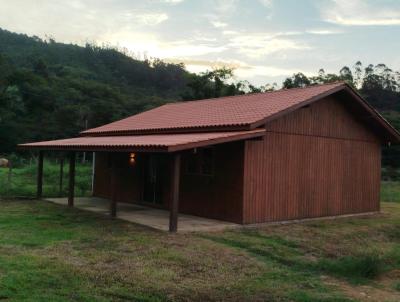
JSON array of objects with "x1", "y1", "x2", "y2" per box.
[
  {"x1": 243, "y1": 96, "x2": 381, "y2": 224},
  {"x1": 93, "y1": 152, "x2": 145, "y2": 203},
  {"x1": 179, "y1": 141, "x2": 245, "y2": 223},
  {"x1": 93, "y1": 142, "x2": 245, "y2": 223},
  {"x1": 265, "y1": 96, "x2": 379, "y2": 142}
]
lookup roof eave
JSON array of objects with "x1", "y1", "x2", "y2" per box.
[
  {"x1": 18, "y1": 129, "x2": 266, "y2": 153},
  {"x1": 17, "y1": 144, "x2": 170, "y2": 153},
  {"x1": 167, "y1": 129, "x2": 265, "y2": 152},
  {"x1": 80, "y1": 124, "x2": 252, "y2": 137}
]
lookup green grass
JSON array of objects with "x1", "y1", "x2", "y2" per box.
[
  {"x1": 0, "y1": 200, "x2": 399, "y2": 301},
  {"x1": 0, "y1": 172, "x2": 399, "y2": 300},
  {"x1": 0, "y1": 160, "x2": 92, "y2": 198},
  {"x1": 393, "y1": 282, "x2": 400, "y2": 291},
  {"x1": 381, "y1": 181, "x2": 400, "y2": 202},
  {"x1": 316, "y1": 254, "x2": 383, "y2": 282}
]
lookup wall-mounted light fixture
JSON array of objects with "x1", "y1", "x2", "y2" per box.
[{"x1": 129, "y1": 153, "x2": 136, "y2": 165}]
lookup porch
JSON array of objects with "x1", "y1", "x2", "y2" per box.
[
  {"x1": 19, "y1": 129, "x2": 265, "y2": 232},
  {"x1": 45, "y1": 197, "x2": 239, "y2": 232}
]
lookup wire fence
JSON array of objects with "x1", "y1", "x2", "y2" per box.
[{"x1": 0, "y1": 159, "x2": 93, "y2": 199}]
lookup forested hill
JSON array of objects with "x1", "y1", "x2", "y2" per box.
[
  {"x1": 0, "y1": 28, "x2": 242, "y2": 153},
  {"x1": 1, "y1": 28, "x2": 400, "y2": 168}
]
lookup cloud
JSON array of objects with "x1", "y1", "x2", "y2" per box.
[
  {"x1": 0, "y1": 1, "x2": 171, "y2": 46},
  {"x1": 121, "y1": 11, "x2": 169, "y2": 26},
  {"x1": 258, "y1": 0, "x2": 273, "y2": 8},
  {"x1": 133, "y1": 12, "x2": 169, "y2": 26},
  {"x1": 214, "y1": 0, "x2": 238, "y2": 15},
  {"x1": 99, "y1": 31, "x2": 226, "y2": 58},
  {"x1": 306, "y1": 29, "x2": 344, "y2": 35},
  {"x1": 321, "y1": 0, "x2": 400, "y2": 26},
  {"x1": 211, "y1": 21, "x2": 228, "y2": 28},
  {"x1": 159, "y1": 0, "x2": 185, "y2": 4},
  {"x1": 222, "y1": 30, "x2": 240, "y2": 35},
  {"x1": 227, "y1": 33, "x2": 310, "y2": 58},
  {"x1": 164, "y1": 58, "x2": 242, "y2": 70},
  {"x1": 164, "y1": 58, "x2": 311, "y2": 79},
  {"x1": 236, "y1": 65, "x2": 312, "y2": 79}
]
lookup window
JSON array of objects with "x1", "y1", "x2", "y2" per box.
[{"x1": 185, "y1": 148, "x2": 214, "y2": 176}]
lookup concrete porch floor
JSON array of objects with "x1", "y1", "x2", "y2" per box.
[{"x1": 45, "y1": 197, "x2": 240, "y2": 232}]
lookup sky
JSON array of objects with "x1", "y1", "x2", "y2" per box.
[{"x1": 0, "y1": 0, "x2": 400, "y2": 85}]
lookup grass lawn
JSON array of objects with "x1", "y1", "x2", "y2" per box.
[
  {"x1": 0, "y1": 196, "x2": 399, "y2": 302},
  {"x1": 0, "y1": 163, "x2": 399, "y2": 301}
]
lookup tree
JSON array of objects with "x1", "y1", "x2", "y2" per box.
[
  {"x1": 339, "y1": 66, "x2": 354, "y2": 86},
  {"x1": 353, "y1": 61, "x2": 363, "y2": 88},
  {"x1": 282, "y1": 73, "x2": 311, "y2": 88},
  {"x1": 33, "y1": 59, "x2": 49, "y2": 78},
  {"x1": 182, "y1": 67, "x2": 242, "y2": 100}
]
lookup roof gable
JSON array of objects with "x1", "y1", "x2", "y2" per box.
[{"x1": 265, "y1": 95, "x2": 380, "y2": 142}]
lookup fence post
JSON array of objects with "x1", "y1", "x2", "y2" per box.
[{"x1": 68, "y1": 152, "x2": 76, "y2": 207}]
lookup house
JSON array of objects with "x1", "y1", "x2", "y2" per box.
[{"x1": 19, "y1": 82, "x2": 400, "y2": 232}]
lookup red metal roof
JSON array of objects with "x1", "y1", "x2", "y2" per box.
[
  {"x1": 82, "y1": 82, "x2": 346, "y2": 135},
  {"x1": 19, "y1": 129, "x2": 265, "y2": 152}
]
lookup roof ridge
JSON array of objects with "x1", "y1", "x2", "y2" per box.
[{"x1": 164, "y1": 81, "x2": 347, "y2": 106}]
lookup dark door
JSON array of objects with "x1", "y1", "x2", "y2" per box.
[{"x1": 143, "y1": 155, "x2": 164, "y2": 205}]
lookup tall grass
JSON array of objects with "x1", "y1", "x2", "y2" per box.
[
  {"x1": 0, "y1": 160, "x2": 92, "y2": 198},
  {"x1": 316, "y1": 254, "x2": 384, "y2": 283},
  {"x1": 381, "y1": 181, "x2": 400, "y2": 203}
]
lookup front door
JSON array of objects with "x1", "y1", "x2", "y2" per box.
[{"x1": 143, "y1": 155, "x2": 164, "y2": 205}]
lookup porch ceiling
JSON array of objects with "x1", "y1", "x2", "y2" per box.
[{"x1": 18, "y1": 129, "x2": 265, "y2": 152}]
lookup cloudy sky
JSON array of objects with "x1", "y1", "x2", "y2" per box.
[{"x1": 1, "y1": 0, "x2": 400, "y2": 85}]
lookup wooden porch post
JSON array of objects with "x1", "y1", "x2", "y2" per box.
[
  {"x1": 36, "y1": 151, "x2": 44, "y2": 199},
  {"x1": 68, "y1": 152, "x2": 76, "y2": 207},
  {"x1": 110, "y1": 153, "x2": 117, "y2": 218},
  {"x1": 169, "y1": 153, "x2": 181, "y2": 233},
  {"x1": 59, "y1": 155, "x2": 64, "y2": 197}
]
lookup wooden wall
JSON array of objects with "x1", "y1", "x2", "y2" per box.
[
  {"x1": 93, "y1": 142, "x2": 245, "y2": 223},
  {"x1": 243, "y1": 96, "x2": 382, "y2": 224},
  {"x1": 179, "y1": 141, "x2": 245, "y2": 223},
  {"x1": 93, "y1": 152, "x2": 145, "y2": 203},
  {"x1": 265, "y1": 96, "x2": 379, "y2": 142}
]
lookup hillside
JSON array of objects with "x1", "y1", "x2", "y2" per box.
[
  {"x1": 0, "y1": 28, "x2": 241, "y2": 153},
  {"x1": 1, "y1": 28, "x2": 400, "y2": 170}
]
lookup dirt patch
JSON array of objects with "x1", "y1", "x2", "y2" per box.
[{"x1": 322, "y1": 273, "x2": 400, "y2": 302}]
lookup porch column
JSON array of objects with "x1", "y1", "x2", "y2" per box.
[
  {"x1": 68, "y1": 152, "x2": 76, "y2": 207},
  {"x1": 110, "y1": 153, "x2": 117, "y2": 218},
  {"x1": 36, "y1": 151, "x2": 44, "y2": 199},
  {"x1": 59, "y1": 155, "x2": 64, "y2": 197},
  {"x1": 169, "y1": 153, "x2": 181, "y2": 233}
]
